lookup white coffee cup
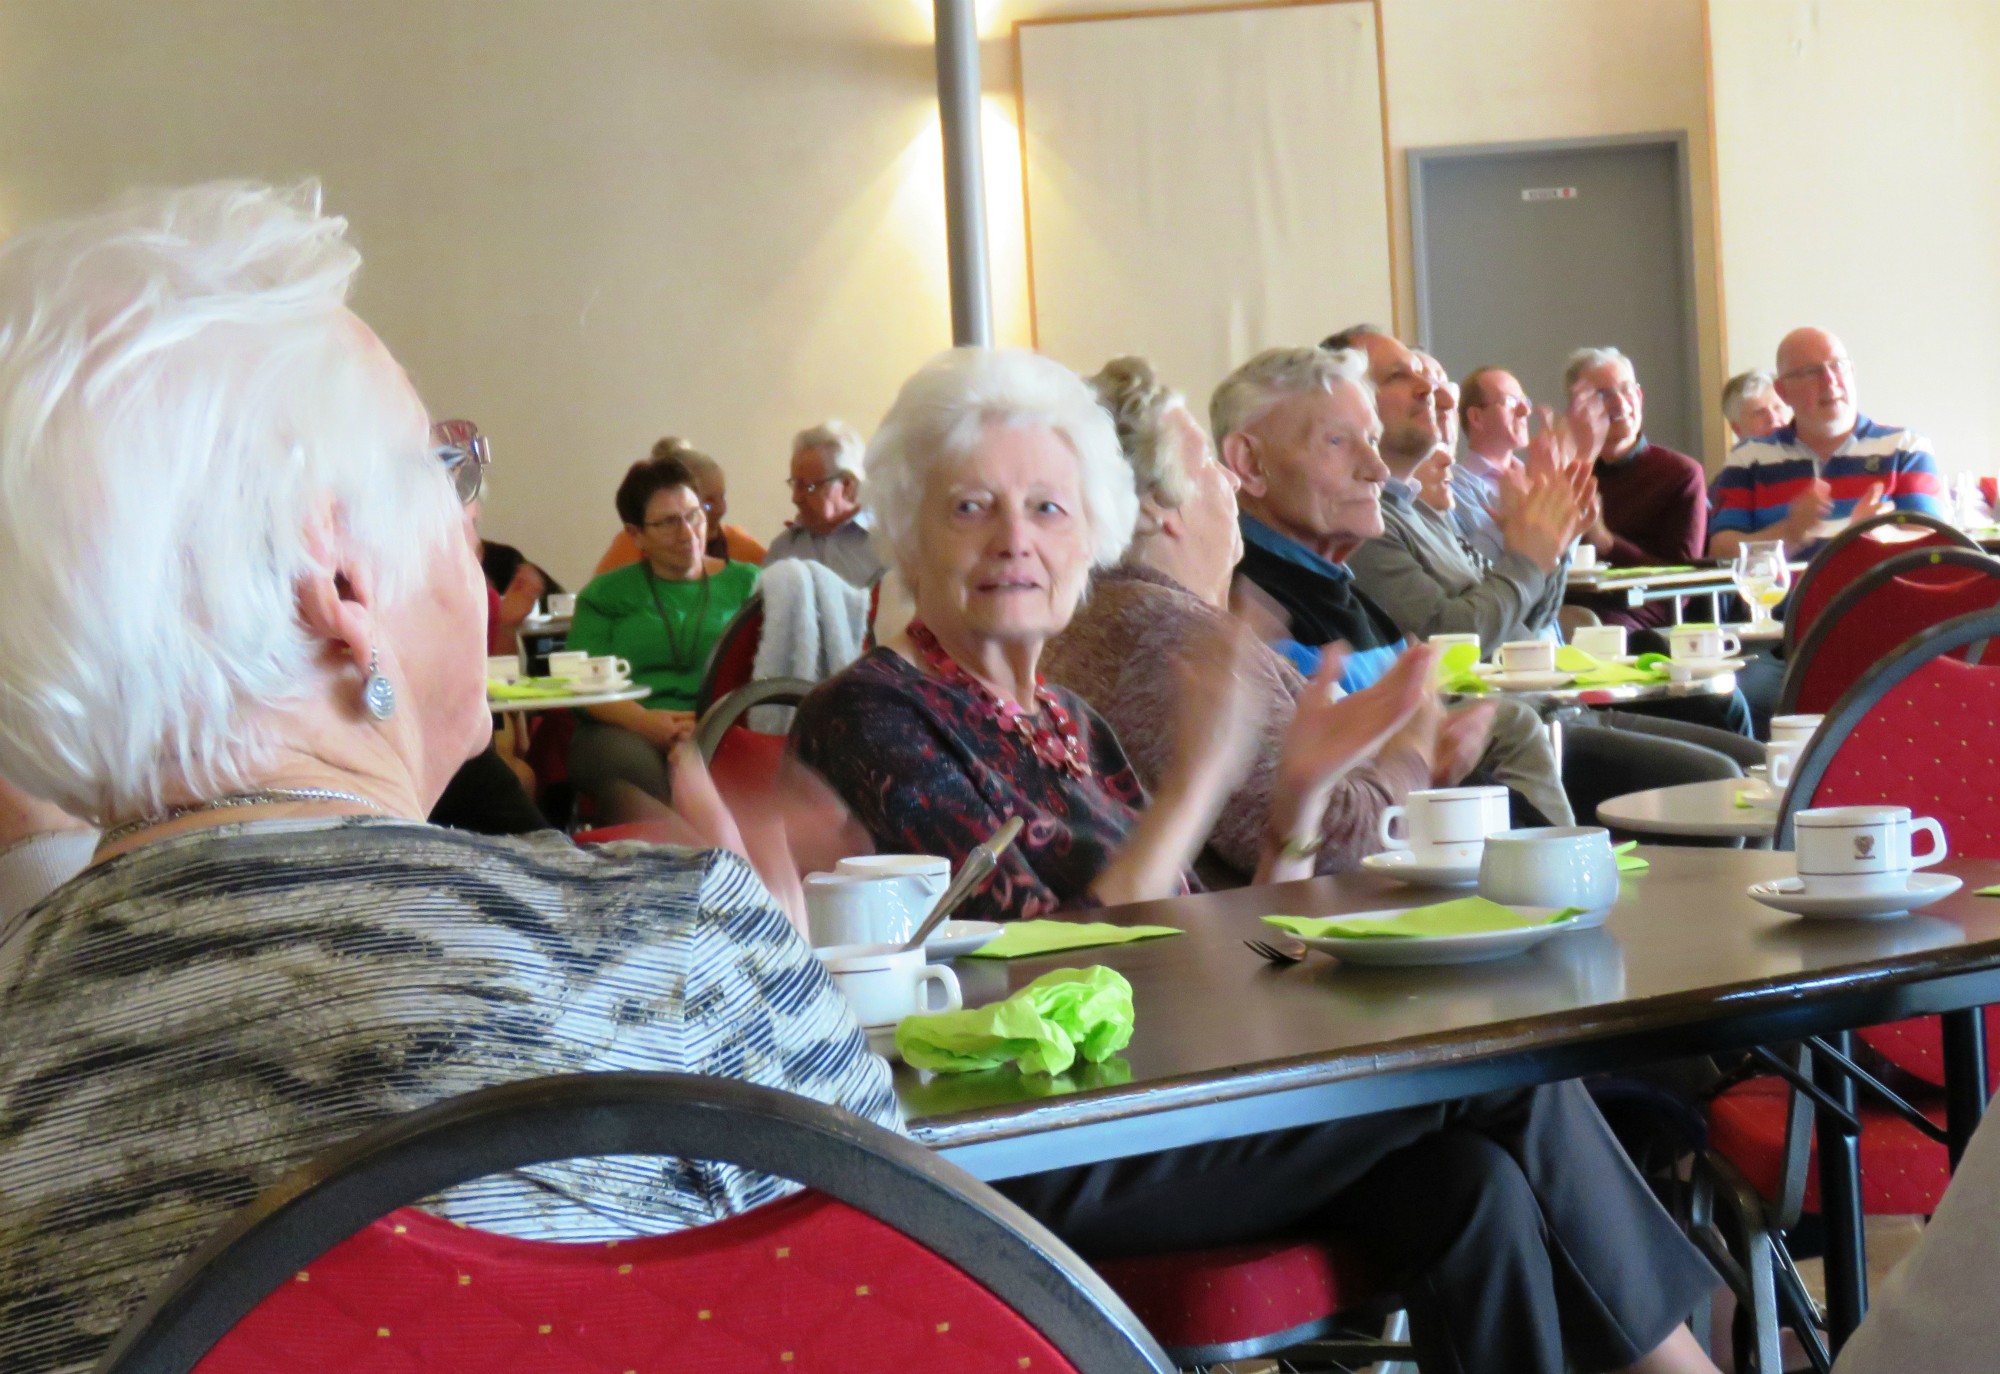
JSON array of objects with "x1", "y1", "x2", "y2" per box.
[
  {"x1": 547, "y1": 650, "x2": 592, "y2": 681},
  {"x1": 1793, "y1": 805, "x2": 1948, "y2": 896},
  {"x1": 1570, "y1": 625, "x2": 1627, "y2": 660},
  {"x1": 805, "y1": 871, "x2": 922, "y2": 947},
  {"x1": 1765, "y1": 739, "x2": 1805, "y2": 791},
  {"x1": 1427, "y1": 633, "x2": 1483, "y2": 655},
  {"x1": 486, "y1": 655, "x2": 522, "y2": 683},
  {"x1": 1569, "y1": 542, "x2": 1598, "y2": 571},
  {"x1": 1668, "y1": 625, "x2": 1742, "y2": 662},
  {"x1": 837, "y1": 854, "x2": 951, "y2": 922},
  {"x1": 1497, "y1": 640, "x2": 1556, "y2": 674},
  {"x1": 1768, "y1": 714, "x2": 1824, "y2": 747},
  {"x1": 814, "y1": 942, "x2": 962, "y2": 1028},
  {"x1": 572, "y1": 655, "x2": 633, "y2": 689},
  {"x1": 1379, "y1": 786, "x2": 1511, "y2": 863},
  {"x1": 1478, "y1": 826, "x2": 1620, "y2": 914},
  {"x1": 545, "y1": 593, "x2": 578, "y2": 617}
]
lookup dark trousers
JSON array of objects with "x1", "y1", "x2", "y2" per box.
[
  {"x1": 428, "y1": 742, "x2": 550, "y2": 836},
  {"x1": 998, "y1": 1080, "x2": 1716, "y2": 1374}
]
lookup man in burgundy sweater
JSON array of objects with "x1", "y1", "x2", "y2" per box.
[{"x1": 1567, "y1": 346, "x2": 1708, "y2": 632}]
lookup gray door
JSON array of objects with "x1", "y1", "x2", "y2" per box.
[{"x1": 1411, "y1": 137, "x2": 1700, "y2": 456}]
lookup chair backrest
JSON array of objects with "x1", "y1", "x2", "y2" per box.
[
  {"x1": 100, "y1": 1073, "x2": 1172, "y2": 1374},
  {"x1": 1776, "y1": 547, "x2": 2000, "y2": 715},
  {"x1": 696, "y1": 593, "x2": 766, "y2": 715},
  {"x1": 1783, "y1": 511, "x2": 1976, "y2": 653}
]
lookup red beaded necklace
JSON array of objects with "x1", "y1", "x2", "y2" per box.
[{"x1": 907, "y1": 620, "x2": 1092, "y2": 779}]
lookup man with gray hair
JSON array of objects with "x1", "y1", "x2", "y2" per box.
[
  {"x1": 1720, "y1": 368, "x2": 1791, "y2": 444},
  {"x1": 1566, "y1": 346, "x2": 1709, "y2": 578},
  {"x1": 764, "y1": 418, "x2": 883, "y2": 586}
]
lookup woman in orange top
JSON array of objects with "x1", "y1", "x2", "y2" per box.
[{"x1": 595, "y1": 438, "x2": 765, "y2": 573}]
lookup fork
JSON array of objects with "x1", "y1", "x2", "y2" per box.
[{"x1": 1244, "y1": 937, "x2": 1307, "y2": 966}]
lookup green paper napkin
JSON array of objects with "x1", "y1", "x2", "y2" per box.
[
  {"x1": 1976, "y1": 885, "x2": 2000, "y2": 897},
  {"x1": 1599, "y1": 566, "x2": 1699, "y2": 579},
  {"x1": 1433, "y1": 641, "x2": 1485, "y2": 689},
  {"x1": 1263, "y1": 898, "x2": 1579, "y2": 941},
  {"x1": 1558, "y1": 647, "x2": 1673, "y2": 688},
  {"x1": 486, "y1": 677, "x2": 585, "y2": 700},
  {"x1": 1613, "y1": 840, "x2": 1649, "y2": 872},
  {"x1": 963, "y1": 920, "x2": 1182, "y2": 960},
  {"x1": 895, "y1": 967, "x2": 1134, "y2": 1076}
]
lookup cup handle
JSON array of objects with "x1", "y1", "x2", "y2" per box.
[
  {"x1": 1769, "y1": 751, "x2": 1794, "y2": 790},
  {"x1": 613, "y1": 657, "x2": 632, "y2": 677},
  {"x1": 1718, "y1": 633, "x2": 1742, "y2": 658},
  {"x1": 1910, "y1": 817, "x2": 1949, "y2": 869},
  {"x1": 1379, "y1": 806, "x2": 1409, "y2": 851},
  {"x1": 918, "y1": 965, "x2": 962, "y2": 1014}
]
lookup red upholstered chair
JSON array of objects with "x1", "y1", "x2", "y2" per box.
[
  {"x1": 695, "y1": 593, "x2": 766, "y2": 716},
  {"x1": 98, "y1": 1073, "x2": 1175, "y2": 1374},
  {"x1": 1775, "y1": 546, "x2": 2000, "y2": 715},
  {"x1": 1781, "y1": 511, "x2": 1975, "y2": 655}
]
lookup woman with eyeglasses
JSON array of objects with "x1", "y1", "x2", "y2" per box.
[
  {"x1": 0, "y1": 184, "x2": 892, "y2": 1371},
  {"x1": 565, "y1": 451, "x2": 760, "y2": 814}
]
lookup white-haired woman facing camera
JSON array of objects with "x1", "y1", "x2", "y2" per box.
[
  {"x1": 0, "y1": 183, "x2": 895, "y2": 1372},
  {"x1": 792, "y1": 346, "x2": 1725, "y2": 1374},
  {"x1": 791, "y1": 345, "x2": 1434, "y2": 918}
]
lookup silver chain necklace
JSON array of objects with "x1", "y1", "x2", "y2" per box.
[{"x1": 101, "y1": 788, "x2": 385, "y2": 845}]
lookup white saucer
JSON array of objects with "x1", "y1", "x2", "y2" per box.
[
  {"x1": 1361, "y1": 849, "x2": 1481, "y2": 887},
  {"x1": 1472, "y1": 668, "x2": 1577, "y2": 691},
  {"x1": 1294, "y1": 906, "x2": 1573, "y2": 966},
  {"x1": 1734, "y1": 775, "x2": 1784, "y2": 809},
  {"x1": 1665, "y1": 657, "x2": 1746, "y2": 680},
  {"x1": 926, "y1": 919, "x2": 1003, "y2": 959},
  {"x1": 560, "y1": 676, "x2": 632, "y2": 693},
  {"x1": 1747, "y1": 872, "x2": 1963, "y2": 920}
]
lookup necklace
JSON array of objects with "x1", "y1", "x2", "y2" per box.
[
  {"x1": 644, "y1": 564, "x2": 712, "y2": 673},
  {"x1": 907, "y1": 620, "x2": 1091, "y2": 779},
  {"x1": 101, "y1": 787, "x2": 385, "y2": 845}
]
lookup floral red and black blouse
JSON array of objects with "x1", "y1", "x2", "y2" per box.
[{"x1": 791, "y1": 647, "x2": 1192, "y2": 920}]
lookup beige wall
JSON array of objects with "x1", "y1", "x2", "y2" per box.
[
  {"x1": 1710, "y1": 0, "x2": 2000, "y2": 477},
  {"x1": 0, "y1": 0, "x2": 1756, "y2": 584}
]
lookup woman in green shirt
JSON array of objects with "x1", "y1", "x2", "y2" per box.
[{"x1": 566, "y1": 451, "x2": 758, "y2": 813}]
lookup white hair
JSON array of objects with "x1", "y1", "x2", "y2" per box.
[
  {"x1": 1563, "y1": 346, "x2": 1634, "y2": 393},
  {"x1": 1721, "y1": 368, "x2": 1779, "y2": 423},
  {"x1": 863, "y1": 347, "x2": 1138, "y2": 575},
  {"x1": 0, "y1": 181, "x2": 457, "y2": 819},
  {"x1": 793, "y1": 418, "x2": 866, "y2": 481},
  {"x1": 1209, "y1": 345, "x2": 1369, "y2": 444}
]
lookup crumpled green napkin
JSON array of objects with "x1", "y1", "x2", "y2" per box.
[
  {"x1": 895, "y1": 967, "x2": 1134, "y2": 1075},
  {"x1": 1554, "y1": 646, "x2": 1674, "y2": 687},
  {"x1": 1613, "y1": 839, "x2": 1649, "y2": 872},
  {"x1": 963, "y1": 920, "x2": 1182, "y2": 960},
  {"x1": 1433, "y1": 642, "x2": 1486, "y2": 692},
  {"x1": 1263, "y1": 897, "x2": 1579, "y2": 940},
  {"x1": 487, "y1": 676, "x2": 587, "y2": 700},
  {"x1": 1976, "y1": 884, "x2": 2000, "y2": 897}
]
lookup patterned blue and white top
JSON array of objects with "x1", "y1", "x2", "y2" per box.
[{"x1": 0, "y1": 817, "x2": 898, "y2": 1374}]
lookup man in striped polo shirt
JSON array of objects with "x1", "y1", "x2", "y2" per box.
[{"x1": 1708, "y1": 327, "x2": 1944, "y2": 558}]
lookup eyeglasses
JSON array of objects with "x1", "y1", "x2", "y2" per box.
[
  {"x1": 1779, "y1": 357, "x2": 1852, "y2": 387},
  {"x1": 643, "y1": 510, "x2": 704, "y2": 533},
  {"x1": 786, "y1": 474, "x2": 845, "y2": 496},
  {"x1": 432, "y1": 423, "x2": 490, "y2": 506}
]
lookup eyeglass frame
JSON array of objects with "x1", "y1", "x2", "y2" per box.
[
  {"x1": 786, "y1": 472, "x2": 849, "y2": 497},
  {"x1": 434, "y1": 432, "x2": 490, "y2": 506},
  {"x1": 1778, "y1": 356, "x2": 1853, "y2": 387}
]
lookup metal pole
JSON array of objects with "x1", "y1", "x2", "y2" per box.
[{"x1": 934, "y1": 0, "x2": 993, "y2": 346}]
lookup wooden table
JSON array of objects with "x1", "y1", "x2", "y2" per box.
[
  {"x1": 1567, "y1": 562, "x2": 1808, "y2": 624},
  {"x1": 1595, "y1": 778, "x2": 1779, "y2": 843},
  {"x1": 902, "y1": 849, "x2": 2000, "y2": 1349}
]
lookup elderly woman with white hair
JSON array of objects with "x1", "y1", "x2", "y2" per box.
[
  {"x1": 789, "y1": 346, "x2": 1419, "y2": 920},
  {"x1": 0, "y1": 183, "x2": 896, "y2": 1372},
  {"x1": 794, "y1": 347, "x2": 1725, "y2": 1374}
]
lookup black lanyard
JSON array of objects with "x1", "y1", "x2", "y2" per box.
[{"x1": 643, "y1": 565, "x2": 712, "y2": 672}]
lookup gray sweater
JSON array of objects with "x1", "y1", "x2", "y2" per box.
[{"x1": 1348, "y1": 480, "x2": 1565, "y2": 653}]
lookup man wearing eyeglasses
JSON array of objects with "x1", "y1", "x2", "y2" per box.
[
  {"x1": 1566, "y1": 347, "x2": 1709, "y2": 573},
  {"x1": 763, "y1": 419, "x2": 883, "y2": 587},
  {"x1": 1708, "y1": 328, "x2": 1944, "y2": 558}
]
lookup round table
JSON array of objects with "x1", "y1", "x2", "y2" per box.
[
  {"x1": 1722, "y1": 621, "x2": 1784, "y2": 644},
  {"x1": 1595, "y1": 778, "x2": 1779, "y2": 843},
  {"x1": 488, "y1": 683, "x2": 651, "y2": 715}
]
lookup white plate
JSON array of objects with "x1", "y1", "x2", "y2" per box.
[
  {"x1": 1746, "y1": 872, "x2": 1963, "y2": 920},
  {"x1": 925, "y1": 919, "x2": 1003, "y2": 959},
  {"x1": 1664, "y1": 657, "x2": 1746, "y2": 679},
  {"x1": 1361, "y1": 849, "x2": 1481, "y2": 887},
  {"x1": 1472, "y1": 669, "x2": 1577, "y2": 691},
  {"x1": 1292, "y1": 906, "x2": 1573, "y2": 966}
]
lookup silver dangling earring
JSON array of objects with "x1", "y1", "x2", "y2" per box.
[{"x1": 362, "y1": 647, "x2": 396, "y2": 721}]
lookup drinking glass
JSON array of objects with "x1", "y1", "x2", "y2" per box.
[{"x1": 1732, "y1": 539, "x2": 1789, "y2": 631}]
